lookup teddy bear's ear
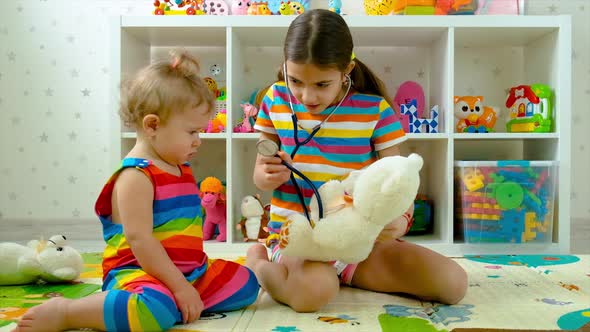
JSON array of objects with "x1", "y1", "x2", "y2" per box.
[{"x1": 407, "y1": 153, "x2": 424, "y2": 170}]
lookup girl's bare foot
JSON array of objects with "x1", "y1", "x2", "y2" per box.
[{"x1": 12, "y1": 297, "x2": 70, "y2": 332}]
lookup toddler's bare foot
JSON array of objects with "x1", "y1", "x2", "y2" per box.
[
  {"x1": 245, "y1": 243, "x2": 269, "y2": 272},
  {"x1": 12, "y1": 297, "x2": 70, "y2": 332}
]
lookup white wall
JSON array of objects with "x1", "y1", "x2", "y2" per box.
[{"x1": 0, "y1": 0, "x2": 589, "y2": 221}]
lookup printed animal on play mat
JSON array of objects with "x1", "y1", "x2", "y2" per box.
[
  {"x1": 317, "y1": 314, "x2": 360, "y2": 325},
  {"x1": 383, "y1": 303, "x2": 474, "y2": 326}
]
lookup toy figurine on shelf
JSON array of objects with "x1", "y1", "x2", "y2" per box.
[
  {"x1": 328, "y1": 0, "x2": 342, "y2": 14},
  {"x1": 408, "y1": 194, "x2": 433, "y2": 235},
  {"x1": 247, "y1": 1, "x2": 258, "y2": 14},
  {"x1": 454, "y1": 95, "x2": 498, "y2": 133},
  {"x1": 203, "y1": 0, "x2": 229, "y2": 15},
  {"x1": 233, "y1": 102, "x2": 258, "y2": 133},
  {"x1": 237, "y1": 195, "x2": 270, "y2": 242},
  {"x1": 364, "y1": 0, "x2": 395, "y2": 15},
  {"x1": 231, "y1": 0, "x2": 250, "y2": 14},
  {"x1": 206, "y1": 109, "x2": 226, "y2": 133},
  {"x1": 505, "y1": 84, "x2": 553, "y2": 133},
  {"x1": 278, "y1": 1, "x2": 293, "y2": 14},
  {"x1": 394, "y1": 81, "x2": 425, "y2": 133},
  {"x1": 153, "y1": 0, "x2": 206, "y2": 15},
  {"x1": 200, "y1": 177, "x2": 227, "y2": 242},
  {"x1": 400, "y1": 99, "x2": 440, "y2": 133}
]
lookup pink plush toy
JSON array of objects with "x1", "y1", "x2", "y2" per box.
[
  {"x1": 232, "y1": 102, "x2": 258, "y2": 133},
  {"x1": 231, "y1": 0, "x2": 250, "y2": 15},
  {"x1": 199, "y1": 177, "x2": 227, "y2": 242}
]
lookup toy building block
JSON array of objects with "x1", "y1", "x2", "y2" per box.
[
  {"x1": 461, "y1": 168, "x2": 485, "y2": 192},
  {"x1": 523, "y1": 212, "x2": 538, "y2": 242}
]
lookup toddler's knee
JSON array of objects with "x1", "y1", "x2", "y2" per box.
[{"x1": 132, "y1": 293, "x2": 178, "y2": 331}]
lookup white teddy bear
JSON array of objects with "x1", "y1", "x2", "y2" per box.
[
  {"x1": 278, "y1": 153, "x2": 423, "y2": 264},
  {"x1": 0, "y1": 235, "x2": 84, "y2": 285}
]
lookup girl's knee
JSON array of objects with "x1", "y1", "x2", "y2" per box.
[
  {"x1": 289, "y1": 263, "x2": 339, "y2": 312},
  {"x1": 440, "y1": 264, "x2": 468, "y2": 304}
]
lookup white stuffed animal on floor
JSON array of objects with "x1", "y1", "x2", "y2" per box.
[
  {"x1": 278, "y1": 153, "x2": 423, "y2": 264},
  {"x1": 0, "y1": 235, "x2": 84, "y2": 285}
]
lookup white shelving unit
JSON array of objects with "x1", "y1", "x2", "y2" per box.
[{"x1": 111, "y1": 15, "x2": 571, "y2": 256}]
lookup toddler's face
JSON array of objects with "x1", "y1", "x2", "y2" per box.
[
  {"x1": 285, "y1": 61, "x2": 348, "y2": 115},
  {"x1": 154, "y1": 104, "x2": 210, "y2": 165}
]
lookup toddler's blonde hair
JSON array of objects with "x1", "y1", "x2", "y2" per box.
[{"x1": 120, "y1": 49, "x2": 215, "y2": 129}]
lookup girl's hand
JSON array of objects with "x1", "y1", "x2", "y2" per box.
[
  {"x1": 172, "y1": 282, "x2": 204, "y2": 324},
  {"x1": 255, "y1": 150, "x2": 292, "y2": 190}
]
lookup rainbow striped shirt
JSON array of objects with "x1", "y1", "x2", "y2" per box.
[
  {"x1": 95, "y1": 158, "x2": 207, "y2": 279},
  {"x1": 254, "y1": 82, "x2": 407, "y2": 234}
]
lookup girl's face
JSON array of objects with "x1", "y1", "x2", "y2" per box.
[
  {"x1": 151, "y1": 104, "x2": 210, "y2": 166},
  {"x1": 285, "y1": 61, "x2": 350, "y2": 114}
]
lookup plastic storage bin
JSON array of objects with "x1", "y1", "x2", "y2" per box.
[{"x1": 454, "y1": 160, "x2": 557, "y2": 244}]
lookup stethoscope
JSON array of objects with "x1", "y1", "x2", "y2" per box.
[{"x1": 255, "y1": 63, "x2": 353, "y2": 224}]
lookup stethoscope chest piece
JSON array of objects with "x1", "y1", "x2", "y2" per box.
[{"x1": 256, "y1": 139, "x2": 280, "y2": 157}]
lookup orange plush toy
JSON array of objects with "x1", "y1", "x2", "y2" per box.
[{"x1": 454, "y1": 96, "x2": 498, "y2": 133}]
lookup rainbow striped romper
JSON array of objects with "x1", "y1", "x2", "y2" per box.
[{"x1": 95, "y1": 158, "x2": 259, "y2": 331}]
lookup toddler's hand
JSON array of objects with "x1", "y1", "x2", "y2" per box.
[{"x1": 173, "y1": 282, "x2": 204, "y2": 324}]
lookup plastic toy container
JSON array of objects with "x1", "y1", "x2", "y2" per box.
[{"x1": 454, "y1": 160, "x2": 557, "y2": 244}]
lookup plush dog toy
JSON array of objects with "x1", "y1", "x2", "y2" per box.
[
  {"x1": 278, "y1": 154, "x2": 423, "y2": 264},
  {"x1": 0, "y1": 235, "x2": 84, "y2": 285}
]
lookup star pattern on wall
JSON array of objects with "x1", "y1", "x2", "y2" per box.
[
  {"x1": 8, "y1": 192, "x2": 17, "y2": 201},
  {"x1": 72, "y1": 209, "x2": 80, "y2": 217},
  {"x1": 39, "y1": 132, "x2": 48, "y2": 142},
  {"x1": 68, "y1": 176, "x2": 77, "y2": 184},
  {"x1": 417, "y1": 69, "x2": 425, "y2": 78},
  {"x1": 68, "y1": 131, "x2": 77, "y2": 141},
  {"x1": 45, "y1": 88, "x2": 54, "y2": 96},
  {"x1": 81, "y1": 88, "x2": 91, "y2": 96},
  {"x1": 11, "y1": 117, "x2": 21, "y2": 125},
  {"x1": 548, "y1": 4, "x2": 558, "y2": 13},
  {"x1": 7, "y1": 51, "x2": 16, "y2": 61},
  {"x1": 492, "y1": 66, "x2": 502, "y2": 77},
  {"x1": 70, "y1": 69, "x2": 79, "y2": 78},
  {"x1": 74, "y1": 112, "x2": 81, "y2": 119}
]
